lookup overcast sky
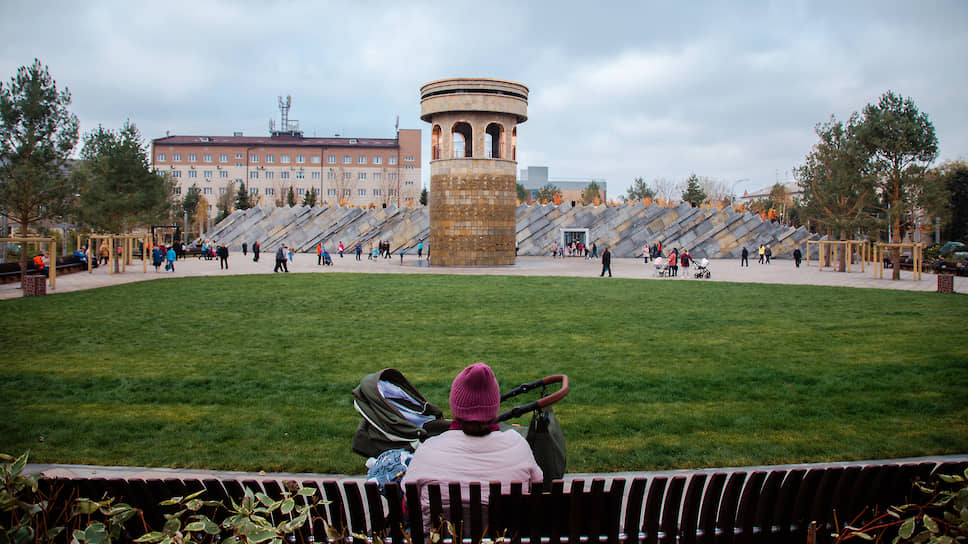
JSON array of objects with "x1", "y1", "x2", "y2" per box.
[{"x1": 2, "y1": 1, "x2": 966, "y2": 198}]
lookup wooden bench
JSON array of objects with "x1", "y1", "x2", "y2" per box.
[
  {"x1": 37, "y1": 458, "x2": 967, "y2": 544},
  {"x1": 0, "y1": 256, "x2": 88, "y2": 284}
]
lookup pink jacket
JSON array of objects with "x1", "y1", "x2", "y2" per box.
[{"x1": 402, "y1": 429, "x2": 543, "y2": 526}]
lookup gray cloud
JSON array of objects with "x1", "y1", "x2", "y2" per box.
[{"x1": 2, "y1": 0, "x2": 966, "y2": 197}]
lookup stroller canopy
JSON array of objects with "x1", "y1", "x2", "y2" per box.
[{"x1": 352, "y1": 368, "x2": 446, "y2": 458}]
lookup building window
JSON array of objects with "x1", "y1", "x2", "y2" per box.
[
  {"x1": 328, "y1": 155, "x2": 336, "y2": 164},
  {"x1": 265, "y1": 154, "x2": 274, "y2": 163},
  {"x1": 235, "y1": 162, "x2": 242, "y2": 167},
  {"x1": 388, "y1": 189, "x2": 396, "y2": 196},
  {"x1": 358, "y1": 156, "x2": 366, "y2": 164},
  {"x1": 373, "y1": 156, "x2": 382, "y2": 165},
  {"x1": 188, "y1": 154, "x2": 197, "y2": 162},
  {"x1": 279, "y1": 171, "x2": 288, "y2": 179},
  {"x1": 343, "y1": 155, "x2": 351, "y2": 164},
  {"x1": 344, "y1": 189, "x2": 351, "y2": 197},
  {"x1": 204, "y1": 170, "x2": 213, "y2": 178},
  {"x1": 157, "y1": 153, "x2": 166, "y2": 161},
  {"x1": 452, "y1": 122, "x2": 472, "y2": 158},
  {"x1": 203, "y1": 187, "x2": 213, "y2": 195},
  {"x1": 188, "y1": 170, "x2": 197, "y2": 178},
  {"x1": 173, "y1": 154, "x2": 182, "y2": 161},
  {"x1": 250, "y1": 171, "x2": 258, "y2": 179},
  {"x1": 203, "y1": 154, "x2": 213, "y2": 162},
  {"x1": 358, "y1": 189, "x2": 366, "y2": 196},
  {"x1": 235, "y1": 178, "x2": 242, "y2": 184},
  {"x1": 311, "y1": 171, "x2": 320, "y2": 180},
  {"x1": 172, "y1": 170, "x2": 182, "y2": 178},
  {"x1": 373, "y1": 172, "x2": 382, "y2": 181},
  {"x1": 432, "y1": 124, "x2": 442, "y2": 159},
  {"x1": 266, "y1": 171, "x2": 274, "y2": 179},
  {"x1": 343, "y1": 172, "x2": 351, "y2": 181},
  {"x1": 280, "y1": 155, "x2": 290, "y2": 164},
  {"x1": 327, "y1": 189, "x2": 336, "y2": 196},
  {"x1": 405, "y1": 181, "x2": 415, "y2": 186},
  {"x1": 405, "y1": 156, "x2": 414, "y2": 162},
  {"x1": 236, "y1": 153, "x2": 243, "y2": 159},
  {"x1": 219, "y1": 154, "x2": 228, "y2": 162},
  {"x1": 219, "y1": 171, "x2": 228, "y2": 178},
  {"x1": 249, "y1": 154, "x2": 259, "y2": 162},
  {"x1": 297, "y1": 155, "x2": 305, "y2": 163},
  {"x1": 327, "y1": 171, "x2": 335, "y2": 180},
  {"x1": 218, "y1": 187, "x2": 227, "y2": 195},
  {"x1": 297, "y1": 188, "x2": 305, "y2": 195},
  {"x1": 358, "y1": 172, "x2": 366, "y2": 180},
  {"x1": 295, "y1": 171, "x2": 304, "y2": 179},
  {"x1": 486, "y1": 123, "x2": 504, "y2": 159},
  {"x1": 173, "y1": 186, "x2": 181, "y2": 195},
  {"x1": 373, "y1": 188, "x2": 381, "y2": 196},
  {"x1": 389, "y1": 157, "x2": 397, "y2": 165},
  {"x1": 265, "y1": 188, "x2": 274, "y2": 196},
  {"x1": 249, "y1": 187, "x2": 258, "y2": 195},
  {"x1": 405, "y1": 165, "x2": 414, "y2": 169},
  {"x1": 311, "y1": 155, "x2": 321, "y2": 164}
]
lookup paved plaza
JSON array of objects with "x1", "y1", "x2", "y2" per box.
[{"x1": 1, "y1": 251, "x2": 963, "y2": 300}]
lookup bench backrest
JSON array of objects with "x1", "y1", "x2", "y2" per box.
[{"x1": 40, "y1": 459, "x2": 967, "y2": 544}]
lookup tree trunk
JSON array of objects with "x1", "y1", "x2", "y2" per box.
[
  {"x1": 892, "y1": 219, "x2": 901, "y2": 281},
  {"x1": 17, "y1": 222, "x2": 29, "y2": 286},
  {"x1": 837, "y1": 231, "x2": 847, "y2": 272}
]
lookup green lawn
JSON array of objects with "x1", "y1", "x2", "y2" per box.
[{"x1": 1, "y1": 273, "x2": 966, "y2": 474}]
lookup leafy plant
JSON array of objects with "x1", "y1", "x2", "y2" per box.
[{"x1": 833, "y1": 467, "x2": 968, "y2": 543}]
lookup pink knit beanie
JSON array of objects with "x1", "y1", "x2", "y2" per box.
[{"x1": 449, "y1": 363, "x2": 500, "y2": 422}]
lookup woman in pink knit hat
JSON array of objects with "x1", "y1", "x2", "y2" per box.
[{"x1": 402, "y1": 363, "x2": 543, "y2": 525}]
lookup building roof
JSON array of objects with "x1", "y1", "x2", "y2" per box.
[{"x1": 152, "y1": 134, "x2": 401, "y2": 148}]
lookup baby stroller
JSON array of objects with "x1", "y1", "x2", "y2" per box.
[
  {"x1": 322, "y1": 251, "x2": 333, "y2": 266},
  {"x1": 694, "y1": 258, "x2": 711, "y2": 279},
  {"x1": 352, "y1": 368, "x2": 569, "y2": 484},
  {"x1": 653, "y1": 256, "x2": 669, "y2": 277}
]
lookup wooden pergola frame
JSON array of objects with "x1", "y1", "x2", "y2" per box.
[
  {"x1": 805, "y1": 240, "x2": 869, "y2": 273},
  {"x1": 80, "y1": 233, "x2": 150, "y2": 275},
  {"x1": 0, "y1": 236, "x2": 57, "y2": 289},
  {"x1": 874, "y1": 242, "x2": 924, "y2": 281}
]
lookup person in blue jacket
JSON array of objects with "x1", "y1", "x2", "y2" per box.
[{"x1": 165, "y1": 247, "x2": 177, "y2": 272}]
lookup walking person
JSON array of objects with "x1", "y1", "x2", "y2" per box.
[
  {"x1": 417, "y1": 240, "x2": 424, "y2": 259},
  {"x1": 151, "y1": 246, "x2": 163, "y2": 272},
  {"x1": 764, "y1": 246, "x2": 772, "y2": 264},
  {"x1": 218, "y1": 243, "x2": 229, "y2": 270},
  {"x1": 338, "y1": 241, "x2": 345, "y2": 259},
  {"x1": 793, "y1": 247, "x2": 803, "y2": 268},
  {"x1": 758, "y1": 244, "x2": 765, "y2": 264},
  {"x1": 668, "y1": 248, "x2": 679, "y2": 277},
  {"x1": 355, "y1": 242, "x2": 363, "y2": 261},
  {"x1": 600, "y1": 246, "x2": 612, "y2": 277},
  {"x1": 288, "y1": 244, "x2": 294, "y2": 263},
  {"x1": 680, "y1": 249, "x2": 692, "y2": 279},
  {"x1": 317, "y1": 243, "x2": 323, "y2": 265},
  {"x1": 274, "y1": 244, "x2": 289, "y2": 273},
  {"x1": 643, "y1": 243, "x2": 649, "y2": 264},
  {"x1": 242, "y1": 242, "x2": 248, "y2": 256},
  {"x1": 741, "y1": 247, "x2": 749, "y2": 267},
  {"x1": 253, "y1": 241, "x2": 261, "y2": 262},
  {"x1": 165, "y1": 246, "x2": 176, "y2": 272}
]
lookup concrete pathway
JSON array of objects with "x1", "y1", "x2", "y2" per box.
[{"x1": 2, "y1": 253, "x2": 964, "y2": 300}]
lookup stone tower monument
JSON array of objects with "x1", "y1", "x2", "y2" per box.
[{"x1": 420, "y1": 78, "x2": 529, "y2": 266}]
